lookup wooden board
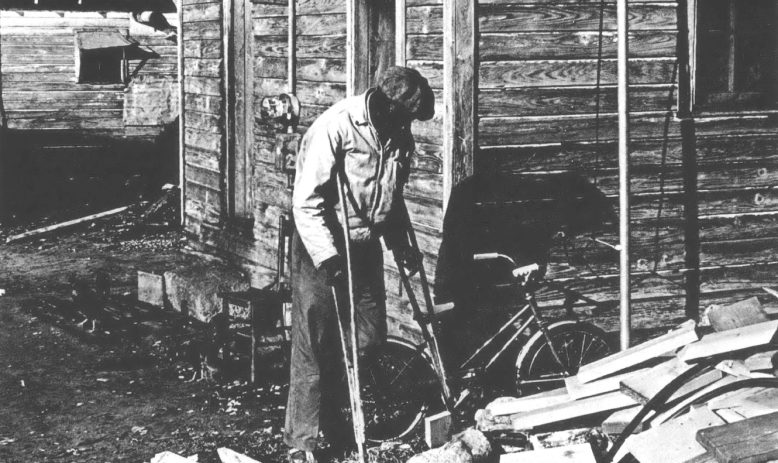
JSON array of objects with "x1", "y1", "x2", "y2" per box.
[
  {"x1": 577, "y1": 320, "x2": 698, "y2": 384},
  {"x1": 696, "y1": 411, "x2": 778, "y2": 463},
  {"x1": 708, "y1": 297, "x2": 769, "y2": 333},
  {"x1": 500, "y1": 443, "x2": 597, "y2": 463},
  {"x1": 487, "y1": 388, "x2": 572, "y2": 417},
  {"x1": 564, "y1": 368, "x2": 649, "y2": 400},
  {"x1": 744, "y1": 350, "x2": 778, "y2": 372},
  {"x1": 619, "y1": 357, "x2": 696, "y2": 404},
  {"x1": 509, "y1": 390, "x2": 636, "y2": 430},
  {"x1": 677, "y1": 320, "x2": 778, "y2": 363},
  {"x1": 628, "y1": 407, "x2": 725, "y2": 463}
]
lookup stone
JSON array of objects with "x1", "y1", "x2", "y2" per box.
[
  {"x1": 138, "y1": 271, "x2": 165, "y2": 307},
  {"x1": 164, "y1": 261, "x2": 250, "y2": 323},
  {"x1": 408, "y1": 428, "x2": 492, "y2": 463}
]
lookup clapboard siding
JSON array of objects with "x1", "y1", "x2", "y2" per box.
[
  {"x1": 0, "y1": 12, "x2": 178, "y2": 133},
  {"x1": 182, "y1": 1, "x2": 225, "y2": 235}
]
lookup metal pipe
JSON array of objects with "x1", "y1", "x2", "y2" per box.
[{"x1": 617, "y1": 0, "x2": 631, "y2": 350}]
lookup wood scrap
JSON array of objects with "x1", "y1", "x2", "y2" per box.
[
  {"x1": 620, "y1": 357, "x2": 696, "y2": 404},
  {"x1": 500, "y1": 443, "x2": 597, "y2": 463},
  {"x1": 217, "y1": 448, "x2": 261, "y2": 463},
  {"x1": 529, "y1": 428, "x2": 608, "y2": 454},
  {"x1": 707, "y1": 297, "x2": 769, "y2": 333},
  {"x1": 677, "y1": 320, "x2": 778, "y2": 363},
  {"x1": 564, "y1": 368, "x2": 648, "y2": 401},
  {"x1": 627, "y1": 407, "x2": 725, "y2": 463},
  {"x1": 652, "y1": 376, "x2": 749, "y2": 427},
  {"x1": 696, "y1": 411, "x2": 778, "y2": 463},
  {"x1": 601, "y1": 405, "x2": 650, "y2": 435},
  {"x1": 5, "y1": 206, "x2": 130, "y2": 243},
  {"x1": 716, "y1": 360, "x2": 774, "y2": 379},
  {"x1": 576, "y1": 320, "x2": 698, "y2": 384},
  {"x1": 425, "y1": 411, "x2": 453, "y2": 449},
  {"x1": 744, "y1": 350, "x2": 778, "y2": 372},
  {"x1": 486, "y1": 388, "x2": 571, "y2": 417},
  {"x1": 507, "y1": 391, "x2": 636, "y2": 431}
]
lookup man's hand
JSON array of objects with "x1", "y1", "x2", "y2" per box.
[
  {"x1": 394, "y1": 246, "x2": 423, "y2": 277},
  {"x1": 320, "y1": 255, "x2": 346, "y2": 287}
]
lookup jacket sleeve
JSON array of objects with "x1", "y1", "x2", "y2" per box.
[{"x1": 292, "y1": 121, "x2": 342, "y2": 268}]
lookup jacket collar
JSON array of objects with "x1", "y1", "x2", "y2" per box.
[{"x1": 353, "y1": 88, "x2": 376, "y2": 127}]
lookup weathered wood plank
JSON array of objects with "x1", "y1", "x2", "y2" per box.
[
  {"x1": 407, "y1": 6, "x2": 443, "y2": 34},
  {"x1": 183, "y1": 20, "x2": 222, "y2": 39},
  {"x1": 479, "y1": 85, "x2": 676, "y2": 117},
  {"x1": 185, "y1": 127, "x2": 223, "y2": 153},
  {"x1": 1, "y1": 73, "x2": 73, "y2": 83},
  {"x1": 254, "y1": 14, "x2": 346, "y2": 35},
  {"x1": 678, "y1": 320, "x2": 778, "y2": 363},
  {"x1": 627, "y1": 407, "x2": 725, "y2": 463},
  {"x1": 254, "y1": 77, "x2": 288, "y2": 97},
  {"x1": 185, "y1": 93, "x2": 223, "y2": 114},
  {"x1": 184, "y1": 58, "x2": 223, "y2": 77},
  {"x1": 500, "y1": 444, "x2": 597, "y2": 463},
  {"x1": 696, "y1": 411, "x2": 778, "y2": 463},
  {"x1": 480, "y1": 57, "x2": 676, "y2": 89},
  {"x1": 296, "y1": 0, "x2": 345, "y2": 15},
  {"x1": 408, "y1": 60, "x2": 443, "y2": 88},
  {"x1": 187, "y1": 110, "x2": 222, "y2": 133},
  {"x1": 0, "y1": 63, "x2": 74, "y2": 73},
  {"x1": 254, "y1": 35, "x2": 345, "y2": 58},
  {"x1": 478, "y1": 4, "x2": 677, "y2": 32},
  {"x1": 295, "y1": 80, "x2": 346, "y2": 106},
  {"x1": 577, "y1": 320, "x2": 697, "y2": 383},
  {"x1": 251, "y1": 2, "x2": 288, "y2": 17},
  {"x1": 183, "y1": 2, "x2": 221, "y2": 23},
  {"x1": 184, "y1": 39, "x2": 223, "y2": 58},
  {"x1": 184, "y1": 75, "x2": 221, "y2": 96},
  {"x1": 0, "y1": 16, "x2": 129, "y2": 28},
  {"x1": 480, "y1": 31, "x2": 677, "y2": 60},
  {"x1": 7, "y1": 116, "x2": 124, "y2": 130}
]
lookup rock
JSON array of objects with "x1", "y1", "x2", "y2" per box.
[
  {"x1": 164, "y1": 261, "x2": 249, "y2": 323},
  {"x1": 408, "y1": 428, "x2": 492, "y2": 463}
]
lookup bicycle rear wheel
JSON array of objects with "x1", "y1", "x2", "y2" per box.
[
  {"x1": 515, "y1": 320, "x2": 615, "y2": 395},
  {"x1": 358, "y1": 336, "x2": 441, "y2": 442}
]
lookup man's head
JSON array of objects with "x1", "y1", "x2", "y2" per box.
[{"x1": 375, "y1": 67, "x2": 435, "y2": 123}]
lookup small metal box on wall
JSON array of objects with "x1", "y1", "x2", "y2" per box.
[{"x1": 259, "y1": 94, "x2": 301, "y2": 189}]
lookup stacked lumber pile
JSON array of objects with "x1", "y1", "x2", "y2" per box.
[{"x1": 475, "y1": 297, "x2": 778, "y2": 463}]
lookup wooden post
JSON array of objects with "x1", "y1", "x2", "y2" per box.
[
  {"x1": 678, "y1": 0, "x2": 700, "y2": 321},
  {"x1": 617, "y1": 0, "x2": 631, "y2": 349},
  {"x1": 177, "y1": 0, "x2": 186, "y2": 227},
  {"x1": 223, "y1": 0, "x2": 234, "y2": 220},
  {"x1": 395, "y1": 0, "x2": 406, "y2": 66},
  {"x1": 250, "y1": 300, "x2": 257, "y2": 384},
  {"x1": 347, "y1": 0, "x2": 369, "y2": 96},
  {"x1": 288, "y1": 0, "x2": 296, "y2": 94},
  {"x1": 442, "y1": 0, "x2": 475, "y2": 211},
  {"x1": 233, "y1": 0, "x2": 251, "y2": 218}
]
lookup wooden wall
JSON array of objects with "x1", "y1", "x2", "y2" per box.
[
  {"x1": 182, "y1": 0, "x2": 225, "y2": 238},
  {"x1": 474, "y1": 0, "x2": 778, "y2": 333},
  {"x1": 0, "y1": 10, "x2": 179, "y2": 218}
]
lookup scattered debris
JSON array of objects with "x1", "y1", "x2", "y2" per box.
[
  {"x1": 217, "y1": 447, "x2": 262, "y2": 463},
  {"x1": 408, "y1": 428, "x2": 491, "y2": 463},
  {"x1": 468, "y1": 297, "x2": 778, "y2": 463}
]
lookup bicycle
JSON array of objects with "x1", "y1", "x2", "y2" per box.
[{"x1": 357, "y1": 249, "x2": 617, "y2": 442}]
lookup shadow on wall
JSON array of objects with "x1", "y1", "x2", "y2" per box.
[
  {"x1": 435, "y1": 171, "x2": 617, "y2": 305},
  {"x1": 2, "y1": 118, "x2": 179, "y2": 225}
]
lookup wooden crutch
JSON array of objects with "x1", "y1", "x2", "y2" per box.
[{"x1": 332, "y1": 170, "x2": 367, "y2": 463}]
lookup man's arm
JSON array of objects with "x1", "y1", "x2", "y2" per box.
[{"x1": 292, "y1": 122, "x2": 342, "y2": 269}]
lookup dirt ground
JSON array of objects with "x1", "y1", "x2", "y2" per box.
[{"x1": 0, "y1": 206, "x2": 423, "y2": 463}]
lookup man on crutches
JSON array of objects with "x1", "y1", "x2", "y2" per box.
[{"x1": 285, "y1": 67, "x2": 435, "y2": 463}]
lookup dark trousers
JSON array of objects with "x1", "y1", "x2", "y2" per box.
[{"x1": 284, "y1": 231, "x2": 387, "y2": 452}]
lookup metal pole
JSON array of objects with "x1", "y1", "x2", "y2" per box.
[{"x1": 617, "y1": 0, "x2": 631, "y2": 350}]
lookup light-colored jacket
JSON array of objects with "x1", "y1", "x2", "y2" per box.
[{"x1": 292, "y1": 89, "x2": 414, "y2": 268}]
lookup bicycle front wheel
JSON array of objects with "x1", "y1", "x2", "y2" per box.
[
  {"x1": 359, "y1": 336, "x2": 441, "y2": 442},
  {"x1": 515, "y1": 320, "x2": 615, "y2": 395}
]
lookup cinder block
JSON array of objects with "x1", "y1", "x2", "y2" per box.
[
  {"x1": 164, "y1": 261, "x2": 249, "y2": 323},
  {"x1": 138, "y1": 271, "x2": 165, "y2": 307}
]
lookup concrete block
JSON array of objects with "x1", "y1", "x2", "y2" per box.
[
  {"x1": 425, "y1": 411, "x2": 453, "y2": 449},
  {"x1": 164, "y1": 261, "x2": 250, "y2": 323},
  {"x1": 138, "y1": 271, "x2": 165, "y2": 307}
]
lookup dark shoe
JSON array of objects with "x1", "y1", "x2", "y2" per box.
[{"x1": 288, "y1": 449, "x2": 317, "y2": 463}]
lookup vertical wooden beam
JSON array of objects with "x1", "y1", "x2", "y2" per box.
[
  {"x1": 442, "y1": 0, "x2": 475, "y2": 211},
  {"x1": 617, "y1": 0, "x2": 631, "y2": 349},
  {"x1": 347, "y1": 0, "x2": 369, "y2": 96},
  {"x1": 223, "y1": 0, "x2": 234, "y2": 220},
  {"x1": 177, "y1": 0, "x2": 186, "y2": 227},
  {"x1": 288, "y1": 0, "x2": 296, "y2": 94},
  {"x1": 234, "y1": 0, "x2": 249, "y2": 217},
  {"x1": 678, "y1": 0, "x2": 700, "y2": 321},
  {"x1": 395, "y1": 0, "x2": 406, "y2": 66}
]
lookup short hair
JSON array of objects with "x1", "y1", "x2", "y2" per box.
[{"x1": 375, "y1": 67, "x2": 435, "y2": 121}]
